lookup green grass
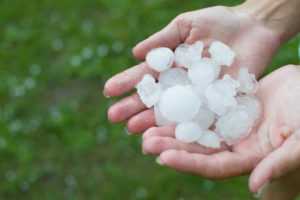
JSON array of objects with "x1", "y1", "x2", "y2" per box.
[{"x1": 0, "y1": 0, "x2": 299, "y2": 199}]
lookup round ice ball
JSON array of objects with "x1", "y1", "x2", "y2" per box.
[
  {"x1": 159, "y1": 68, "x2": 190, "y2": 90},
  {"x1": 146, "y1": 47, "x2": 174, "y2": 72},
  {"x1": 197, "y1": 130, "x2": 221, "y2": 148},
  {"x1": 175, "y1": 122, "x2": 203, "y2": 143},
  {"x1": 188, "y1": 58, "x2": 221, "y2": 88},
  {"x1": 159, "y1": 85, "x2": 202, "y2": 123}
]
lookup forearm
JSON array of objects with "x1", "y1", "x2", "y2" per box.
[{"x1": 237, "y1": 0, "x2": 300, "y2": 43}]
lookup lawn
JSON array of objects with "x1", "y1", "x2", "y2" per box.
[{"x1": 0, "y1": 0, "x2": 299, "y2": 199}]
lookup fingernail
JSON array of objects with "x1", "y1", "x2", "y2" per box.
[
  {"x1": 156, "y1": 157, "x2": 164, "y2": 166},
  {"x1": 124, "y1": 128, "x2": 132, "y2": 135},
  {"x1": 253, "y1": 181, "x2": 270, "y2": 199},
  {"x1": 103, "y1": 90, "x2": 111, "y2": 98}
]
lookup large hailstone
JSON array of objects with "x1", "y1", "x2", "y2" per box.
[
  {"x1": 146, "y1": 47, "x2": 174, "y2": 72},
  {"x1": 175, "y1": 122, "x2": 203, "y2": 143},
  {"x1": 174, "y1": 41, "x2": 204, "y2": 68},
  {"x1": 209, "y1": 41, "x2": 235, "y2": 67},
  {"x1": 188, "y1": 58, "x2": 221, "y2": 92},
  {"x1": 237, "y1": 68, "x2": 258, "y2": 94},
  {"x1": 158, "y1": 68, "x2": 190, "y2": 90},
  {"x1": 197, "y1": 130, "x2": 221, "y2": 148},
  {"x1": 154, "y1": 104, "x2": 173, "y2": 126},
  {"x1": 136, "y1": 74, "x2": 162, "y2": 108},
  {"x1": 216, "y1": 95, "x2": 261, "y2": 144},
  {"x1": 205, "y1": 75, "x2": 240, "y2": 116},
  {"x1": 193, "y1": 106, "x2": 216, "y2": 129},
  {"x1": 159, "y1": 85, "x2": 202, "y2": 123}
]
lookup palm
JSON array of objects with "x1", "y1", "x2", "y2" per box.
[
  {"x1": 143, "y1": 66, "x2": 300, "y2": 181},
  {"x1": 104, "y1": 6, "x2": 281, "y2": 135}
]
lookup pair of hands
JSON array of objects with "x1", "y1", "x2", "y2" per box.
[{"x1": 104, "y1": 6, "x2": 300, "y2": 197}]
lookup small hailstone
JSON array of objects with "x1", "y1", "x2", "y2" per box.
[
  {"x1": 159, "y1": 68, "x2": 190, "y2": 90},
  {"x1": 188, "y1": 58, "x2": 221, "y2": 90},
  {"x1": 136, "y1": 74, "x2": 162, "y2": 108},
  {"x1": 216, "y1": 107, "x2": 252, "y2": 144},
  {"x1": 209, "y1": 41, "x2": 235, "y2": 67},
  {"x1": 205, "y1": 75, "x2": 240, "y2": 116},
  {"x1": 216, "y1": 95, "x2": 261, "y2": 144},
  {"x1": 159, "y1": 85, "x2": 202, "y2": 123},
  {"x1": 175, "y1": 122, "x2": 203, "y2": 143},
  {"x1": 193, "y1": 106, "x2": 216, "y2": 129},
  {"x1": 237, "y1": 68, "x2": 258, "y2": 94},
  {"x1": 197, "y1": 130, "x2": 221, "y2": 148},
  {"x1": 237, "y1": 95, "x2": 261, "y2": 122},
  {"x1": 146, "y1": 47, "x2": 174, "y2": 72},
  {"x1": 174, "y1": 42, "x2": 203, "y2": 68},
  {"x1": 154, "y1": 104, "x2": 173, "y2": 126}
]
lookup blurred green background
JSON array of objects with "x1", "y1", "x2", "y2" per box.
[{"x1": 1, "y1": 0, "x2": 299, "y2": 199}]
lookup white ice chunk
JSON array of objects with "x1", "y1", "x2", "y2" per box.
[
  {"x1": 174, "y1": 41, "x2": 203, "y2": 68},
  {"x1": 188, "y1": 58, "x2": 221, "y2": 90},
  {"x1": 216, "y1": 95, "x2": 261, "y2": 144},
  {"x1": 154, "y1": 104, "x2": 174, "y2": 126},
  {"x1": 159, "y1": 85, "x2": 202, "y2": 123},
  {"x1": 175, "y1": 122, "x2": 203, "y2": 143},
  {"x1": 136, "y1": 74, "x2": 162, "y2": 108},
  {"x1": 237, "y1": 95, "x2": 262, "y2": 122},
  {"x1": 209, "y1": 41, "x2": 235, "y2": 67},
  {"x1": 237, "y1": 68, "x2": 258, "y2": 94},
  {"x1": 159, "y1": 68, "x2": 190, "y2": 90},
  {"x1": 205, "y1": 75, "x2": 240, "y2": 116},
  {"x1": 146, "y1": 47, "x2": 174, "y2": 72},
  {"x1": 193, "y1": 106, "x2": 216, "y2": 129},
  {"x1": 197, "y1": 130, "x2": 221, "y2": 148}
]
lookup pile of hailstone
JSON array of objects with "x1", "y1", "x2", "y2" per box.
[{"x1": 136, "y1": 41, "x2": 261, "y2": 148}]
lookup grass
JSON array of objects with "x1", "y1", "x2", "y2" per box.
[{"x1": 0, "y1": 0, "x2": 299, "y2": 199}]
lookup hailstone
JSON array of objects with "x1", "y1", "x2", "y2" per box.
[
  {"x1": 197, "y1": 130, "x2": 221, "y2": 148},
  {"x1": 159, "y1": 85, "x2": 202, "y2": 122},
  {"x1": 136, "y1": 74, "x2": 162, "y2": 108},
  {"x1": 158, "y1": 68, "x2": 190, "y2": 90},
  {"x1": 209, "y1": 41, "x2": 235, "y2": 67},
  {"x1": 237, "y1": 68, "x2": 258, "y2": 94},
  {"x1": 175, "y1": 122, "x2": 203, "y2": 143},
  {"x1": 146, "y1": 47, "x2": 174, "y2": 72}
]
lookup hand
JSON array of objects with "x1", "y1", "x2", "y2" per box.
[
  {"x1": 104, "y1": 5, "x2": 281, "y2": 135},
  {"x1": 142, "y1": 65, "x2": 300, "y2": 194}
]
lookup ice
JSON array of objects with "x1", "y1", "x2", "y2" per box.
[
  {"x1": 205, "y1": 75, "x2": 240, "y2": 116},
  {"x1": 193, "y1": 106, "x2": 216, "y2": 129},
  {"x1": 188, "y1": 58, "x2": 221, "y2": 90},
  {"x1": 158, "y1": 68, "x2": 190, "y2": 90},
  {"x1": 237, "y1": 68, "x2": 258, "y2": 94},
  {"x1": 174, "y1": 41, "x2": 203, "y2": 68},
  {"x1": 175, "y1": 122, "x2": 203, "y2": 143},
  {"x1": 146, "y1": 47, "x2": 174, "y2": 72},
  {"x1": 216, "y1": 95, "x2": 261, "y2": 144},
  {"x1": 159, "y1": 85, "x2": 202, "y2": 123},
  {"x1": 237, "y1": 95, "x2": 262, "y2": 121},
  {"x1": 136, "y1": 74, "x2": 162, "y2": 108},
  {"x1": 209, "y1": 41, "x2": 235, "y2": 67},
  {"x1": 154, "y1": 104, "x2": 174, "y2": 126},
  {"x1": 197, "y1": 130, "x2": 221, "y2": 148}
]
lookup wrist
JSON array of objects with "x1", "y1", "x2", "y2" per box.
[{"x1": 234, "y1": 0, "x2": 300, "y2": 43}]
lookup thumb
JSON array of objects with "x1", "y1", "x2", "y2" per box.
[
  {"x1": 249, "y1": 129, "x2": 300, "y2": 193},
  {"x1": 132, "y1": 14, "x2": 191, "y2": 60}
]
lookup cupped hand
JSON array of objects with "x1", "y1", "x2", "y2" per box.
[
  {"x1": 104, "y1": 5, "x2": 281, "y2": 134},
  {"x1": 142, "y1": 65, "x2": 300, "y2": 194}
]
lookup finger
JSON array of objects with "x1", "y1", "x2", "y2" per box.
[
  {"x1": 103, "y1": 62, "x2": 158, "y2": 97},
  {"x1": 133, "y1": 14, "x2": 191, "y2": 60},
  {"x1": 143, "y1": 135, "x2": 221, "y2": 155},
  {"x1": 158, "y1": 150, "x2": 254, "y2": 179},
  {"x1": 108, "y1": 93, "x2": 146, "y2": 123},
  {"x1": 143, "y1": 126, "x2": 175, "y2": 140},
  {"x1": 249, "y1": 129, "x2": 300, "y2": 193},
  {"x1": 127, "y1": 109, "x2": 156, "y2": 134}
]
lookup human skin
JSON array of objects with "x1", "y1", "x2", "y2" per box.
[{"x1": 104, "y1": 0, "x2": 300, "y2": 199}]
